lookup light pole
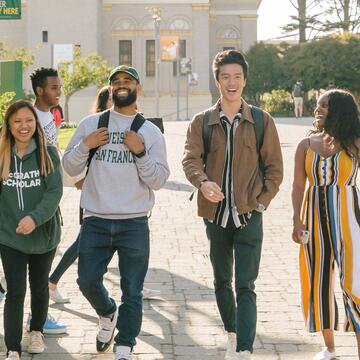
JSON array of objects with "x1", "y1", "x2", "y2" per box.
[{"x1": 146, "y1": 7, "x2": 161, "y2": 117}]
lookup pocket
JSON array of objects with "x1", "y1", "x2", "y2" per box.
[{"x1": 244, "y1": 136, "x2": 256, "y2": 149}]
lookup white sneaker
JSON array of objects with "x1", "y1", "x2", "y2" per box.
[
  {"x1": 238, "y1": 350, "x2": 251, "y2": 360},
  {"x1": 225, "y1": 332, "x2": 237, "y2": 360},
  {"x1": 143, "y1": 287, "x2": 161, "y2": 299},
  {"x1": 115, "y1": 345, "x2": 133, "y2": 360},
  {"x1": 5, "y1": 351, "x2": 20, "y2": 360},
  {"x1": 49, "y1": 287, "x2": 70, "y2": 304},
  {"x1": 96, "y1": 307, "x2": 118, "y2": 352},
  {"x1": 27, "y1": 330, "x2": 45, "y2": 354},
  {"x1": 313, "y1": 348, "x2": 336, "y2": 360}
]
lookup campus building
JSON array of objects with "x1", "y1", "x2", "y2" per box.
[{"x1": 0, "y1": 0, "x2": 261, "y2": 121}]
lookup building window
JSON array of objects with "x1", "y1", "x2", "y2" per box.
[
  {"x1": 42, "y1": 31, "x2": 48, "y2": 43},
  {"x1": 173, "y1": 40, "x2": 186, "y2": 76},
  {"x1": 146, "y1": 40, "x2": 155, "y2": 77},
  {"x1": 119, "y1": 40, "x2": 132, "y2": 66}
]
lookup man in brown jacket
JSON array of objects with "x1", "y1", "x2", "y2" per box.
[{"x1": 182, "y1": 50, "x2": 283, "y2": 360}]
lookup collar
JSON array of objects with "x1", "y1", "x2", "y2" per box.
[
  {"x1": 219, "y1": 102, "x2": 242, "y2": 123},
  {"x1": 207, "y1": 98, "x2": 255, "y2": 125},
  {"x1": 12, "y1": 138, "x2": 37, "y2": 157}
]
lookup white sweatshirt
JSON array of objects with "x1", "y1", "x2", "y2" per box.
[{"x1": 62, "y1": 109, "x2": 170, "y2": 219}]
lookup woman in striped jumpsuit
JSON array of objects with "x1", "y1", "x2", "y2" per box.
[{"x1": 292, "y1": 89, "x2": 360, "y2": 360}]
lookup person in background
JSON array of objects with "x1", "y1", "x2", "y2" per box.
[
  {"x1": 0, "y1": 100, "x2": 63, "y2": 360},
  {"x1": 30, "y1": 68, "x2": 61, "y2": 146},
  {"x1": 292, "y1": 79, "x2": 304, "y2": 119},
  {"x1": 28, "y1": 67, "x2": 67, "y2": 334},
  {"x1": 48, "y1": 85, "x2": 161, "y2": 303},
  {"x1": 291, "y1": 89, "x2": 360, "y2": 360}
]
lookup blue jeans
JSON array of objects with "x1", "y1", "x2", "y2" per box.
[
  {"x1": 77, "y1": 216, "x2": 149, "y2": 348},
  {"x1": 49, "y1": 234, "x2": 79, "y2": 285}
]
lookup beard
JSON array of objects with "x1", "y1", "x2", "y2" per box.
[{"x1": 112, "y1": 88, "x2": 137, "y2": 108}]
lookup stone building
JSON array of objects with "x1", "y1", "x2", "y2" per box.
[{"x1": 0, "y1": 0, "x2": 261, "y2": 121}]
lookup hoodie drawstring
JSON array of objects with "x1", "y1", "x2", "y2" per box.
[{"x1": 14, "y1": 155, "x2": 25, "y2": 211}]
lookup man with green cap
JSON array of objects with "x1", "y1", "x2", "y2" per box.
[{"x1": 62, "y1": 65, "x2": 170, "y2": 360}]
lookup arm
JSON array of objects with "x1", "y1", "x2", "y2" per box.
[
  {"x1": 182, "y1": 114, "x2": 224, "y2": 202},
  {"x1": 257, "y1": 114, "x2": 284, "y2": 208},
  {"x1": 182, "y1": 113, "x2": 208, "y2": 189},
  {"x1": 133, "y1": 131, "x2": 170, "y2": 190},
  {"x1": 62, "y1": 118, "x2": 108, "y2": 177},
  {"x1": 26, "y1": 147, "x2": 63, "y2": 229},
  {"x1": 291, "y1": 138, "x2": 308, "y2": 244}
]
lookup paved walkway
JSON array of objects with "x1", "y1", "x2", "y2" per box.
[{"x1": 1, "y1": 118, "x2": 359, "y2": 359}]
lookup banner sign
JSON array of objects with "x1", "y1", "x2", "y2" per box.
[
  {"x1": 53, "y1": 44, "x2": 74, "y2": 72},
  {"x1": 0, "y1": 0, "x2": 21, "y2": 20},
  {"x1": 160, "y1": 36, "x2": 178, "y2": 61}
]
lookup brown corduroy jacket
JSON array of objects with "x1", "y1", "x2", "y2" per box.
[{"x1": 182, "y1": 99, "x2": 283, "y2": 220}]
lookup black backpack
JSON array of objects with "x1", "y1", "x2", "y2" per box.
[
  {"x1": 79, "y1": 110, "x2": 163, "y2": 223},
  {"x1": 202, "y1": 105, "x2": 265, "y2": 174},
  {"x1": 86, "y1": 110, "x2": 163, "y2": 171}
]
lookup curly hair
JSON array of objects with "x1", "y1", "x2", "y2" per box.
[
  {"x1": 30, "y1": 67, "x2": 58, "y2": 96},
  {"x1": 324, "y1": 89, "x2": 360, "y2": 159}
]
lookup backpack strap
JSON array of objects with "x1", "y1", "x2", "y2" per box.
[
  {"x1": 250, "y1": 105, "x2": 265, "y2": 176},
  {"x1": 202, "y1": 108, "x2": 213, "y2": 165},
  {"x1": 130, "y1": 113, "x2": 147, "y2": 132},
  {"x1": 86, "y1": 109, "x2": 110, "y2": 170}
]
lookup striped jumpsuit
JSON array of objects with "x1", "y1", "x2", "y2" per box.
[{"x1": 299, "y1": 147, "x2": 360, "y2": 333}]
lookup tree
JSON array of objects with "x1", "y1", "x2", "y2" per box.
[
  {"x1": 315, "y1": 0, "x2": 360, "y2": 33},
  {"x1": 282, "y1": 0, "x2": 322, "y2": 42},
  {"x1": 282, "y1": 33, "x2": 360, "y2": 93},
  {"x1": 0, "y1": 92, "x2": 15, "y2": 125},
  {"x1": 58, "y1": 48, "x2": 111, "y2": 123},
  {"x1": 0, "y1": 41, "x2": 34, "y2": 70},
  {"x1": 283, "y1": 0, "x2": 360, "y2": 42},
  {"x1": 244, "y1": 42, "x2": 283, "y2": 103}
]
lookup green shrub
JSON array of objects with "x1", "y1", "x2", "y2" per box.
[
  {"x1": 0, "y1": 92, "x2": 16, "y2": 124},
  {"x1": 262, "y1": 89, "x2": 293, "y2": 116},
  {"x1": 60, "y1": 122, "x2": 77, "y2": 129}
]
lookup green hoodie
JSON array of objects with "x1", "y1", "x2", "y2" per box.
[{"x1": 0, "y1": 140, "x2": 63, "y2": 254}]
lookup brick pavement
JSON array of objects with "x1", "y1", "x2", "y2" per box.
[{"x1": 0, "y1": 118, "x2": 358, "y2": 360}]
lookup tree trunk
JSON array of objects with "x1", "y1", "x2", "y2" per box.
[
  {"x1": 298, "y1": 0, "x2": 307, "y2": 42},
  {"x1": 343, "y1": 0, "x2": 350, "y2": 32},
  {"x1": 64, "y1": 96, "x2": 70, "y2": 124}
]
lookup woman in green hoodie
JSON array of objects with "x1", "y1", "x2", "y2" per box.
[{"x1": 0, "y1": 100, "x2": 63, "y2": 360}]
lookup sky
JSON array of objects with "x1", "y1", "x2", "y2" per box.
[{"x1": 257, "y1": 0, "x2": 297, "y2": 40}]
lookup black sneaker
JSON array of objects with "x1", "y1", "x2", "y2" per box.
[{"x1": 96, "y1": 307, "x2": 118, "y2": 352}]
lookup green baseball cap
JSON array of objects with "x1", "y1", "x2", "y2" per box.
[{"x1": 108, "y1": 65, "x2": 140, "y2": 83}]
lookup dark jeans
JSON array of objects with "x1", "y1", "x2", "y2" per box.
[
  {"x1": 205, "y1": 212, "x2": 263, "y2": 353},
  {"x1": 49, "y1": 234, "x2": 79, "y2": 284},
  {"x1": 0, "y1": 245, "x2": 56, "y2": 354},
  {"x1": 77, "y1": 216, "x2": 149, "y2": 348}
]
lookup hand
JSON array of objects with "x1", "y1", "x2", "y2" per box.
[
  {"x1": 74, "y1": 178, "x2": 85, "y2": 190},
  {"x1": 16, "y1": 216, "x2": 36, "y2": 235},
  {"x1": 200, "y1": 181, "x2": 225, "y2": 203},
  {"x1": 83, "y1": 127, "x2": 109, "y2": 149},
  {"x1": 124, "y1": 131, "x2": 144, "y2": 154},
  {"x1": 292, "y1": 222, "x2": 307, "y2": 244}
]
